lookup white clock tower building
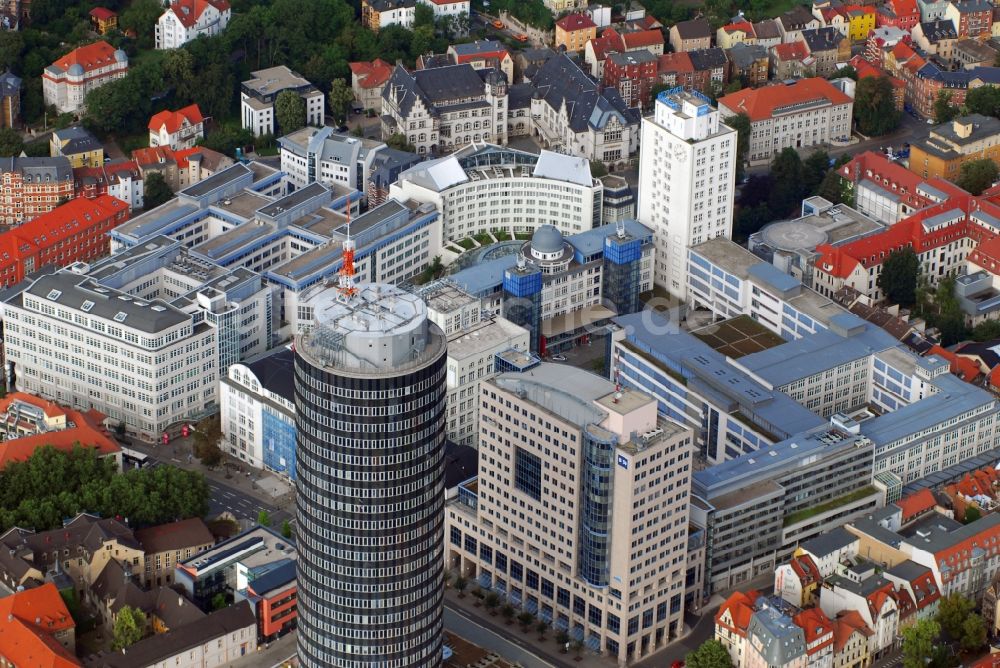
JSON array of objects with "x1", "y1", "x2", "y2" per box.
[{"x1": 637, "y1": 87, "x2": 736, "y2": 299}]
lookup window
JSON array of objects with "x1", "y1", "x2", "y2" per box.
[{"x1": 514, "y1": 446, "x2": 542, "y2": 500}]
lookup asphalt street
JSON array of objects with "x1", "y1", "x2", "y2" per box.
[{"x1": 204, "y1": 478, "x2": 292, "y2": 527}]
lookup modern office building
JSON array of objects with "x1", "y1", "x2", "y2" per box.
[
  {"x1": 241, "y1": 66, "x2": 324, "y2": 137},
  {"x1": 448, "y1": 220, "x2": 654, "y2": 353},
  {"x1": 444, "y1": 364, "x2": 695, "y2": 664},
  {"x1": 637, "y1": 87, "x2": 737, "y2": 298},
  {"x1": 390, "y1": 143, "x2": 604, "y2": 245},
  {"x1": 278, "y1": 126, "x2": 388, "y2": 194},
  {"x1": 1, "y1": 235, "x2": 273, "y2": 439},
  {"x1": 294, "y1": 282, "x2": 447, "y2": 668}
]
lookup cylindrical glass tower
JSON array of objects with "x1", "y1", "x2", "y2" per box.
[{"x1": 294, "y1": 283, "x2": 447, "y2": 668}]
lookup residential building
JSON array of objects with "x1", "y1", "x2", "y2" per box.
[
  {"x1": 866, "y1": 26, "x2": 912, "y2": 67},
  {"x1": 131, "y1": 145, "x2": 233, "y2": 192},
  {"x1": 445, "y1": 365, "x2": 696, "y2": 664},
  {"x1": 42, "y1": 41, "x2": 128, "y2": 114},
  {"x1": 801, "y1": 27, "x2": 851, "y2": 77},
  {"x1": 585, "y1": 27, "x2": 664, "y2": 79},
  {"x1": 0, "y1": 156, "x2": 74, "y2": 226},
  {"x1": 349, "y1": 58, "x2": 393, "y2": 112},
  {"x1": 278, "y1": 125, "x2": 388, "y2": 193},
  {"x1": 527, "y1": 54, "x2": 640, "y2": 167},
  {"x1": 670, "y1": 18, "x2": 712, "y2": 52},
  {"x1": 555, "y1": 13, "x2": 597, "y2": 53},
  {"x1": 0, "y1": 70, "x2": 20, "y2": 128},
  {"x1": 89, "y1": 6, "x2": 117, "y2": 34},
  {"x1": 541, "y1": 0, "x2": 584, "y2": 12},
  {"x1": 754, "y1": 19, "x2": 784, "y2": 48},
  {"x1": 910, "y1": 114, "x2": 1000, "y2": 180},
  {"x1": 946, "y1": 0, "x2": 993, "y2": 37},
  {"x1": 174, "y1": 526, "x2": 296, "y2": 612},
  {"x1": 0, "y1": 392, "x2": 121, "y2": 470},
  {"x1": 717, "y1": 18, "x2": 756, "y2": 49},
  {"x1": 448, "y1": 40, "x2": 513, "y2": 83},
  {"x1": 447, "y1": 220, "x2": 654, "y2": 353},
  {"x1": 0, "y1": 194, "x2": 128, "y2": 288},
  {"x1": 0, "y1": 583, "x2": 79, "y2": 668},
  {"x1": 361, "y1": 0, "x2": 416, "y2": 31},
  {"x1": 912, "y1": 19, "x2": 958, "y2": 61},
  {"x1": 418, "y1": 0, "x2": 469, "y2": 25},
  {"x1": 953, "y1": 38, "x2": 1000, "y2": 69},
  {"x1": 837, "y1": 150, "x2": 932, "y2": 224},
  {"x1": 50, "y1": 126, "x2": 103, "y2": 168},
  {"x1": 86, "y1": 601, "x2": 256, "y2": 668},
  {"x1": 727, "y1": 43, "x2": 770, "y2": 86},
  {"x1": 220, "y1": 346, "x2": 296, "y2": 477},
  {"x1": 689, "y1": 47, "x2": 730, "y2": 90},
  {"x1": 381, "y1": 63, "x2": 507, "y2": 156},
  {"x1": 390, "y1": 144, "x2": 602, "y2": 244},
  {"x1": 603, "y1": 50, "x2": 659, "y2": 108},
  {"x1": 155, "y1": 0, "x2": 231, "y2": 50},
  {"x1": 421, "y1": 282, "x2": 532, "y2": 445},
  {"x1": 848, "y1": 55, "x2": 906, "y2": 111},
  {"x1": 2, "y1": 234, "x2": 273, "y2": 439},
  {"x1": 135, "y1": 518, "x2": 214, "y2": 588},
  {"x1": 878, "y1": 0, "x2": 921, "y2": 31},
  {"x1": 845, "y1": 5, "x2": 877, "y2": 41},
  {"x1": 294, "y1": 282, "x2": 446, "y2": 668},
  {"x1": 637, "y1": 87, "x2": 737, "y2": 296},
  {"x1": 148, "y1": 104, "x2": 204, "y2": 151},
  {"x1": 771, "y1": 40, "x2": 817, "y2": 80},
  {"x1": 778, "y1": 6, "x2": 823, "y2": 42},
  {"x1": 0, "y1": 513, "x2": 142, "y2": 595},
  {"x1": 241, "y1": 66, "x2": 324, "y2": 137},
  {"x1": 718, "y1": 78, "x2": 854, "y2": 166},
  {"x1": 74, "y1": 160, "x2": 144, "y2": 212}
]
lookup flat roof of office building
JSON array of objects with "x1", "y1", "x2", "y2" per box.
[{"x1": 691, "y1": 315, "x2": 786, "y2": 358}]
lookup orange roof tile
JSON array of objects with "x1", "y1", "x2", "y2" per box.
[
  {"x1": 148, "y1": 104, "x2": 203, "y2": 134},
  {"x1": 774, "y1": 40, "x2": 811, "y2": 61},
  {"x1": 832, "y1": 610, "x2": 872, "y2": 652},
  {"x1": 0, "y1": 583, "x2": 80, "y2": 668},
  {"x1": 556, "y1": 13, "x2": 596, "y2": 31},
  {"x1": 658, "y1": 51, "x2": 694, "y2": 74},
  {"x1": 927, "y1": 345, "x2": 982, "y2": 383},
  {"x1": 792, "y1": 607, "x2": 834, "y2": 650},
  {"x1": 50, "y1": 41, "x2": 121, "y2": 75},
  {"x1": 718, "y1": 78, "x2": 853, "y2": 123},
  {"x1": 887, "y1": 0, "x2": 918, "y2": 17},
  {"x1": 722, "y1": 20, "x2": 755, "y2": 34},
  {"x1": 897, "y1": 488, "x2": 936, "y2": 521},
  {"x1": 89, "y1": 7, "x2": 115, "y2": 19},
  {"x1": 622, "y1": 29, "x2": 664, "y2": 48},
  {"x1": 715, "y1": 590, "x2": 760, "y2": 635},
  {"x1": 168, "y1": 0, "x2": 229, "y2": 28},
  {"x1": 349, "y1": 59, "x2": 393, "y2": 89},
  {"x1": 0, "y1": 392, "x2": 67, "y2": 419}
]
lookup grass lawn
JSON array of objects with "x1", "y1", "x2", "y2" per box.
[
  {"x1": 455, "y1": 238, "x2": 476, "y2": 250},
  {"x1": 130, "y1": 48, "x2": 167, "y2": 70},
  {"x1": 473, "y1": 232, "x2": 493, "y2": 246},
  {"x1": 494, "y1": 230, "x2": 511, "y2": 241},
  {"x1": 514, "y1": 232, "x2": 532, "y2": 240},
  {"x1": 256, "y1": 146, "x2": 279, "y2": 157},
  {"x1": 784, "y1": 486, "x2": 877, "y2": 527}
]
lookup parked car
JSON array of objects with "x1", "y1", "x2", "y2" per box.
[{"x1": 551, "y1": 354, "x2": 567, "y2": 361}]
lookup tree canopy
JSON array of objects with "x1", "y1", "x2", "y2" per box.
[
  {"x1": 0, "y1": 445, "x2": 209, "y2": 532},
  {"x1": 328, "y1": 78, "x2": 355, "y2": 123},
  {"x1": 112, "y1": 605, "x2": 147, "y2": 650},
  {"x1": 902, "y1": 618, "x2": 948, "y2": 668},
  {"x1": 274, "y1": 90, "x2": 306, "y2": 135},
  {"x1": 877, "y1": 247, "x2": 919, "y2": 307},
  {"x1": 853, "y1": 76, "x2": 901, "y2": 136},
  {"x1": 686, "y1": 639, "x2": 734, "y2": 668},
  {"x1": 955, "y1": 158, "x2": 999, "y2": 196},
  {"x1": 964, "y1": 85, "x2": 1000, "y2": 118},
  {"x1": 934, "y1": 91, "x2": 960, "y2": 124},
  {"x1": 143, "y1": 172, "x2": 173, "y2": 211}
]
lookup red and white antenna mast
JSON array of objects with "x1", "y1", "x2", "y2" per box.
[{"x1": 338, "y1": 205, "x2": 358, "y2": 299}]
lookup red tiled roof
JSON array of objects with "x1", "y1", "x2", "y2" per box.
[
  {"x1": 0, "y1": 583, "x2": 80, "y2": 668},
  {"x1": 89, "y1": 7, "x2": 115, "y2": 19},
  {"x1": 622, "y1": 29, "x2": 664, "y2": 48},
  {"x1": 168, "y1": 0, "x2": 230, "y2": 28},
  {"x1": 349, "y1": 59, "x2": 393, "y2": 89},
  {"x1": 773, "y1": 40, "x2": 810, "y2": 61},
  {"x1": 927, "y1": 345, "x2": 982, "y2": 382},
  {"x1": 0, "y1": 397, "x2": 120, "y2": 471},
  {"x1": 658, "y1": 51, "x2": 694, "y2": 74},
  {"x1": 897, "y1": 488, "x2": 936, "y2": 521},
  {"x1": 722, "y1": 20, "x2": 755, "y2": 34},
  {"x1": 789, "y1": 554, "x2": 822, "y2": 586},
  {"x1": 148, "y1": 104, "x2": 203, "y2": 134},
  {"x1": 840, "y1": 151, "x2": 929, "y2": 211},
  {"x1": 135, "y1": 518, "x2": 214, "y2": 555},
  {"x1": 556, "y1": 13, "x2": 596, "y2": 31},
  {"x1": 792, "y1": 607, "x2": 834, "y2": 651},
  {"x1": 934, "y1": 516, "x2": 1000, "y2": 572},
  {"x1": 715, "y1": 590, "x2": 760, "y2": 635},
  {"x1": 832, "y1": 610, "x2": 872, "y2": 652},
  {"x1": 0, "y1": 392, "x2": 66, "y2": 419},
  {"x1": 50, "y1": 41, "x2": 120, "y2": 75},
  {"x1": 590, "y1": 30, "x2": 624, "y2": 61},
  {"x1": 718, "y1": 77, "x2": 853, "y2": 122},
  {"x1": 887, "y1": 0, "x2": 919, "y2": 17}
]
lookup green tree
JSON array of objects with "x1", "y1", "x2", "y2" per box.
[
  {"x1": 199, "y1": 124, "x2": 254, "y2": 157},
  {"x1": 517, "y1": 610, "x2": 534, "y2": 631},
  {"x1": 818, "y1": 169, "x2": 854, "y2": 205},
  {"x1": 556, "y1": 629, "x2": 570, "y2": 651},
  {"x1": 211, "y1": 593, "x2": 227, "y2": 610},
  {"x1": 536, "y1": 619, "x2": 549, "y2": 639},
  {"x1": 686, "y1": 639, "x2": 734, "y2": 668},
  {"x1": 833, "y1": 64, "x2": 858, "y2": 80},
  {"x1": 964, "y1": 85, "x2": 1000, "y2": 118},
  {"x1": 454, "y1": 575, "x2": 467, "y2": 597},
  {"x1": 414, "y1": 2, "x2": 435, "y2": 28},
  {"x1": 484, "y1": 591, "x2": 499, "y2": 615},
  {"x1": 0, "y1": 32, "x2": 23, "y2": 72},
  {"x1": 902, "y1": 618, "x2": 941, "y2": 668},
  {"x1": 803, "y1": 149, "x2": 831, "y2": 195},
  {"x1": 964, "y1": 505, "x2": 982, "y2": 523},
  {"x1": 955, "y1": 157, "x2": 999, "y2": 195},
  {"x1": 961, "y1": 612, "x2": 987, "y2": 651},
  {"x1": 0, "y1": 127, "x2": 23, "y2": 157},
  {"x1": 733, "y1": 203, "x2": 773, "y2": 242},
  {"x1": 386, "y1": 133, "x2": 415, "y2": 153},
  {"x1": 257, "y1": 510, "x2": 271, "y2": 527},
  {"x1": 589, "y1": 160, "x2": 608, "y2": 178},
  {"x1": 877, "y1": 247, "x2": 919, "y2": 307},
  {"x1": 143, "y1": 172, "x2": 173, "y2": 211},
  {"x1": 934, "y1": 90, "x2": 960, "y2": 124},
  {"x1": 727, "y1": 112, "x2": 751, "y2": 182},
  {"x1": 853, "y1": 75, "x2": 901, "y2": 136},
  {"x1": 937, "y1": 593, "x2": 975, "y2": 639},
  {"x1": 501, "y1": 603, "x2": 515, "y2": 624},
  {"x1": 328, "y1": 78, "x2": 355, "y2": 125},
  {"x1": 972, "y1": 319, "x2": 1000, "y2": 341},
  {"x1": 281, "y1": 519, "x2": 293, "y2": 538},
  {"x1": 275, "y1": 90, "x2": 306, "y2": 135},
  {"x1": 112, "y1": 605, "x2": 147, "y2": 650},
  {"x1": 162, "y1": 49, "x2": 196, "y2": 104},
  {"x1": 119, "y1": 0, "x2": 163, "y2": 49},
  {"x1": 768, "y1": 147, "x2": 805, "y2": 217}
]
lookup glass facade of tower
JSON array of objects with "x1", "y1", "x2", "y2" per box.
[
  {"x1": 294, "y1": 337, "x2": 447, "y2": 668},
  {"x1": 578, "y1": 427, "x2": 615, "y2": 587}
]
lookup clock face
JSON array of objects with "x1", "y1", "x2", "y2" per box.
[{"x1": 672, "y1": 145, "x2": 687, "y2": 162}]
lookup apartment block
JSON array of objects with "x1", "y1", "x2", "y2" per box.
[
  {"x1": 241, "y1": 66, "x2": 324, "y2": 137},
  {"x1": 0, "y1": 156, "x2": 74, "y2": 226},
  {"x1": 155, "y1": 0, "x2": 231, "y2": 50},
  {"x1": 42, "y1": 41, "x2": 128, "y2": 114},
  {"x1": 148, "y1": 104, "x2": 205, "y2": 151},
  {"x1": 445, "y1": 364, "x2": 695, "y2": 664}
]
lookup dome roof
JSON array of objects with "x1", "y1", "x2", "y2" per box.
[
  {"x1": 531, "y1": 224, "x2": 563, "y2": 254},
  {"x1": 68, "y1": 63, "x2": 85, "y2": 76},
  {"x1": 114, "y1": 49, "x2": 127, "y2": 63}
]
